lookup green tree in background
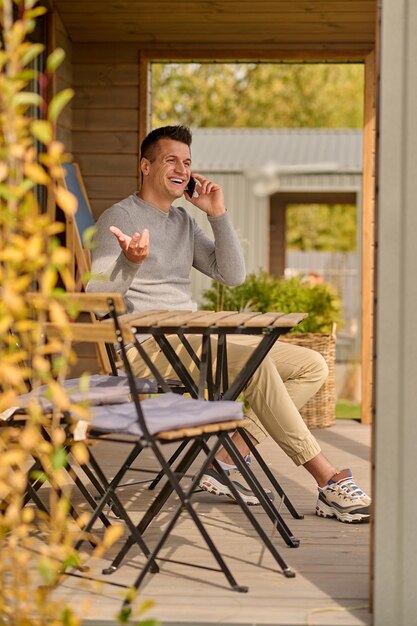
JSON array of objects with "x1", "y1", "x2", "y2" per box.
[
  {"x1": 152, "y1": 62, "x2": 364, "y2": 129},
  {"x1": 152, "y1": 62, "x2": 362, "y2": 251},
  {"x1": 287, "y1": 204, "x2": 357, "y2": 251}
]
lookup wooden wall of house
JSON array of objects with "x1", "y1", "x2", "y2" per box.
[
  {"x1": 72, "y1": 44, "x2": 140, "y2": 220},
  {"x1": 51, "y1": 12, "x2": 72, "y2": 152}
]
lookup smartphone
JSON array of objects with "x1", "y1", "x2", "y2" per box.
[{"x1": 185, "y1": 176, "x2": 197, "y2": 198}]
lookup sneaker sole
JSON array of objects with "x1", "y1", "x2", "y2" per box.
[
  {"x1": 316, "y1": 500, "x2": 370, "y2": 524},
  {"x1": 199, "y1": 474, "x2": 260, "y2": 506}
]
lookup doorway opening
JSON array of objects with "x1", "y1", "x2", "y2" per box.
[{"x1": 149, "y1": 61, "x2": 365, "y2": 418}]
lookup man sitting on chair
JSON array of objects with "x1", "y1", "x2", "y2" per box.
[{"x1": 86, "y1": 125, "x2": 370, "y2": 524}]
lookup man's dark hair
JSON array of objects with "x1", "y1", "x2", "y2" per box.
[{"x1": 140, "y1": 125, "x2": 192, "y2": 161}]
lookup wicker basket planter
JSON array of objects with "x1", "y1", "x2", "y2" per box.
[{"x1": 279, "y1": 325, "x2": 336, "y2": 429}]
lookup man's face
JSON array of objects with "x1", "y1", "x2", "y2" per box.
[{"x1": 141, "y1": 138, "x2": 192, "y2": 202}]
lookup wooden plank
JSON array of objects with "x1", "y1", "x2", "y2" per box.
[
  {"x1": 122, "y1": 310, "x2": 182, "y2": 327},
  {"x1": 54, "y1": 52, "x2": 72, "y2": 86},
  {"x1": 73, "y1": 109, "x2": 138, "y2": 131},
  {"x1": 100, "y1": 310, "x2": 157, "y2": 324},
  {"x1": 56, "y1": 103, "x2": 72, "y2": 131},
  {"x1": 73, "y1": 43, "x2": 371, "y2": 64},
  {"x1": 365, "y1": 9, "x2": 379, "y2": 611},
  {"x1": 73, "y1": 64, "x2": 138, "y2": 86},
  {"x1": 184, "y1": 311, "x2": 239, "y2": 327},
  {"x1": 157, "y1": 417, "x2": 249, "y2": 441},
  {"x1": 269, "y1": 196, "x2": 286, "y2": 277},
  {"x1": 72, "y1": 43, "x2": 140, "y2": 64},
  {"x1": 244, "y1": 312, "x2": 287, "y2": 327},
  {"x1": 64, "y1": 13, "x2": 376, "y2": 26},
  {"x1": 361, "y1": 49, "x2": 376, "y2": 426},
  {"x1": 56, "y1": 1, "x2": 376, "y2": 14},
  {"x1": 139, "y1": 50, "x2": 152, "y2": 144},
  {"x1": 141, "y1": 44, "x2": 373, "y2": 59},
  {"x1": 28, "y1": 292, "x2": 126, "y2": 314},
  {"x1": 101, "y1": 309, "x2": 201, "y2": 328},
  {"x1": 72, "y1": 131, "x2": 138, "y2": 154},
  {"x1": 70, "y1": 34, "x2": 376, "y2": 46},
  {"x1": 73, "y1": 86, "x2": 138, "y2": 109},
  {"x1": 272, "y1": 312, "x2": 308, "y2": 327},
  {"x1": 63, "y1": 15, "x2": 375, "y2": 31},
  {"x1": 56, "y1": 125, "x2": 72, "y2": 152},
  {"x1": 76, "y1": 154, "x2": 138, "y2": 177},
  {"x1": 65, "y1": 26, "x2": 376, "y2": 43},
  {"x1": 155, "y1": 310, "x2": 210, "y2": 327},
  {"x1": 44, "y1": 322, "x2": 133, "y2": 343},
  {"x1": 83, "y1": 177, "x2": 137, "y2": 199},
  {"x1": 56, "y1": 75, "x2": 72, "y2": 94},
  {"x1": 209, "y1": 312, "x2": 263, "y2": 327}
]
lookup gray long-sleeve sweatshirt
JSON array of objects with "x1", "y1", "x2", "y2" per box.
[{"x1": 86, "y1": 194, "x2": 246, "y2": 312}]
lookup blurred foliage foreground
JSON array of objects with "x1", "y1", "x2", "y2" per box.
[
  {"x1": 0, "y1": 1, "x2": 158, "y2": 624},
  {"x1": 202, "y1": 272, "x2": 342, "y2": 334}
]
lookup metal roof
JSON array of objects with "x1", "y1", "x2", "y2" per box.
[{"x1": 190, "y1": 128, "x2": 363, "y2": 174}]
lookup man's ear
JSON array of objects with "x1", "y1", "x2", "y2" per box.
[{"x1": 140, "y1": 157, "x2": 150, "y2": 176}]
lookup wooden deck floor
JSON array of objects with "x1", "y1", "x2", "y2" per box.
[{"x1": 54, "y1": 420, "x2": 372, "y2": 626}]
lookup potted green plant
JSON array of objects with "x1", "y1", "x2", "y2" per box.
[{"x1": 202, "y1": 272, "x2": 343, "y2": 428}]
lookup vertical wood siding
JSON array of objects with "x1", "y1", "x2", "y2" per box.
[{"x1": 72, "y1": 44, "x2": 140, "y2": 219}]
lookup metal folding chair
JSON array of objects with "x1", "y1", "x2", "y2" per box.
[{"x1": 2, "y1": 295, "x2": 157, "y2": 531}]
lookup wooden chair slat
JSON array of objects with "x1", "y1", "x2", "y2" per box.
[
  {"x1": 156, "y1": 417, "x2": 250, "y2": 441},
  {"x1": 27, "y1": 292, "x2": 126, "y2": 314},
  {"x1": 44, "y1": 322, "x2": 133, "y2": 344}
]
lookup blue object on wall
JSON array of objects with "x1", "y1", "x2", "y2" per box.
[{"x1": 62, "y1": 163, "x2": 95, "y2": 239}]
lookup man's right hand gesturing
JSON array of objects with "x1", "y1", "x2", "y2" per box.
[{"x1": 109, "y1": 226, "x2": 149, "y2": 264}]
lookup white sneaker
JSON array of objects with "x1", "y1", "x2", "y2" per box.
[
  {"x1": 199, "y1": 467, "x2": 274, "y2": 506},
  {"x1": 316, "y1": 469, "x2": 370, "y2": 523}
]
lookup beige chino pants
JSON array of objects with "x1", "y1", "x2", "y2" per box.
[{"x1": 127, "y1": 335, "x2": 327, "y2": 466}]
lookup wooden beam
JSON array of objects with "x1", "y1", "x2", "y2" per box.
[
  {"x1": 73, "y1": 44, "x2": 372, "y2": 64},
  {"x1": 269, "y1": 196, "x2": 286, "y2": 278},
  {"x1": 69, "y1": 30, "x2": 375, "y2": 45},
  {"x1": 139, "y1": 47, "x2": 370, "y2": 63},
  {"x1": 56, "y1": 1, "x2": 377, "y2": 14},
  {"x1": 139, "y1": 51, "x2": 152, "y2": 147},
  {"x1": 361, "y1": 49, "x2": 376, "y2": 426}
]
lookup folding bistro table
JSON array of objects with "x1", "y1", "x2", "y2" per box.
[{"x1": 100, "y1": 309, "x2": 307, "y2": 576}]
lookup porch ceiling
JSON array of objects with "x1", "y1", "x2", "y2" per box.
[{"x1": 53, "y1": 0, "x2": 376, "y2": 51}]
